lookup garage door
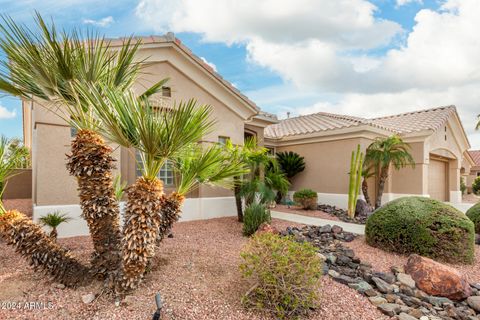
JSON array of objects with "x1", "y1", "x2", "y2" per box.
[{"x1": 428, "y1": 158, "x2": 447, "y2": 201}]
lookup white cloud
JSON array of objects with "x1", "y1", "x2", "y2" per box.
[
  {"x1": 200, "y1": 57, "x2": 217, "y2": 72},
  {"x1": 136, "y1": 0, "x2": 480, "y2": 147},
  {"x1": 0, "y1": 105, "x2": 16, "y2": 119},
  {"x1": 83, "y1": 16, "x2": 114, "y2": 27},
  {"x1": 396, "y1": 0, "x2": 423, "y2": 7}
]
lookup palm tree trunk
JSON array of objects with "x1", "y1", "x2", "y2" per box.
[
  {"x1": 234, "y1": 176, "x2": 243, "y2": 222},
  {"x1": 157, "y1": 192, "x2": 184, "y2": 242},
  {"x1": 50, "y1": 228, "x2": 58, "y2": 241},
  {"x1": 66, "y1": 129, "x2": 122, "y2": 280},
  {"x1": 375, "y1": 167, "x2": 389, "y2": 209},
  {"x1": 0, "y1": 210, "x2": 90, "y2": 287},
  {"x1": 120, "y1": 177, "x2": 163, "y2": 292},
  {"x1": 362, "y1": 178, "x2": 371, "y2": 207}
]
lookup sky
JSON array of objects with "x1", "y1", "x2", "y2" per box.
[{"x1": 1, "y1": 0, "x2": 480, "y2": 147}]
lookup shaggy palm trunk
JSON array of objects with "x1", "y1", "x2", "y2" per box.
[
  {"x1": 157, "y1": 192, "x2": 185, "y2": 242},
  {"x1": 362, "y1": 178, "x2": 371, "y2": 207},
  {"x1": 234, "y1": 176, "x2": 243, "y2": 222},
  {"x1": 120, "y1": 177, "x2": 164, "y2": 292},
  {"x1": 375, "y1": 167, "x2": 389, "y2": 209},
  {"x1": 50, "y1": 228, "x2": 58, "y2": 240},
  {"x1": 0, "y1": 210, "x2": 89, "y2": 287},
  {"x1": 66, "y1": 130, "x2": 122, "y2": 280}
]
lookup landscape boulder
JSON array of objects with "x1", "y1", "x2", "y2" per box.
[
  {"x1": 355, "y1": 199, "x2": 372, "y2": 218},
  {"x1": 255, "y1": 223, "x2": 279, "y2": 235},
  {"x1": 405, "y1": 254, "x2": 472, "y2": 300}
]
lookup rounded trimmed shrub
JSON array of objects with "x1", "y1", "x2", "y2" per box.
[
  {"x1": 466, "y1": 202, "x2": 480, "y2": 233},
  {"x1": 240, "y1": 233, "x2": 323, "y2": 319},
  {"x1": 473, "y1": 176, "x2": 480, "y2": 195},
  {"x1": 365, "y1": 197, "x2": 475, "y2": 264},
  {"x1": 293, "y1": 189, "x2": 318, "y2": 210}
]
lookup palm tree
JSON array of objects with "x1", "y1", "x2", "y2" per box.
[
  {"x1": 361, "y1": 164, "x2": 374, "y2": 207},
  {"x1": 0, "y1": 136, "x2": 88, "y2": 287},
  {"x1": 82, "y1": 86, "x2": 247, "y2": 292},
  {"x1": 0, "y1": 14, "x2": 164, "y2": 280},
  {"x1": 39, "y1": 211, "x2": 72, "y2": 240},
  {"x1": 276, "y1": 151, "x2": 305, "y2": 181},
  {"x1": 365, "y1": 135, "x2": 415, "y2": 209}
]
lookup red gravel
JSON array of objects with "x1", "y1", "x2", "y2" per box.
[
  {"x1": 274, "y1": 204, "x2": 341, "y2": 221},
  {"x1": 346, "y1": 236, "x2": 480, "y2": 283},
  {"x1": 0, "y1": 217, "x2": 385, "y2": 320}
]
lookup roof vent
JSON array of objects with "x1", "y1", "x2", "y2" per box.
[{"x1": 287, "y1": 112, "x2": 290, "y2": 119}]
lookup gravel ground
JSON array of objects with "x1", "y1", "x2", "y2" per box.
[
  {"x1": 463, "y1": 193, "x2": 480, "y2": 204},
  {"x1": 2, "y1": 198, "x2": 32, "y2": 217},
  {"x1": 274, "y1": 204, "x2": 341, "y2": 222},
  {"x1": 0, "y1": 216, "x2": 385, "y2": 320},
  {"x1": 346, "y1": 236, "x2": 480, "y2": 283}
]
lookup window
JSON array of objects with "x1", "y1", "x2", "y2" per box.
[
  {"x1": 136, "y1": 152, "x2": 174, "y2": 186},
  {"x1": 70, "y1": 127, "x2": 78, "y2": 137},
  {"x1": 218, "y1": 136, "x2": 230, "y2": 145},
  {"x1": 162, "y1": 87, "x2": 172, "y2": 97},
  {"x1": 477, "y1": 172, "x2": 480, "y2": 177},
  {"x1": 266, "y1": 146, "x2": 275, "y2": 155}
]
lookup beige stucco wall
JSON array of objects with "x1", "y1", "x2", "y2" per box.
[
  {"x1": 275, "y1": 137, "x2": 373, "y2": 195},
  {"x1": 2, "y1": 169, "x2": 32, "y2": 200},
  {"x1": 29, "y1": 44, "x2": 255, "y2": 205},
  {"x1": 386, "y1": 141, "x2": 425, "y2": 195}
]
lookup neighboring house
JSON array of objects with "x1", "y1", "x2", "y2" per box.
[
  {"x1": 264, "y1": 106, "x2": 471, "y2": 209},
  {"x1": 22, "y1": 33, "x2": 277, "y2": 236},
  {"x1": 465, "y1": 150, "x2": 480, "y2": 193}
]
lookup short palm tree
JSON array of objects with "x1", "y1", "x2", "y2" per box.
[
  {"x1": 0, "y1": 13, "x2": 164, "y2": 281},
  {"x1": 81, "y1": 86, "x2": 247, "y2": 291},
  {"x1": 276, "y1": 151, "x2": 305, "y2": 181},
  {"x1": 39, "y1": 211, "x2": 72, "y2": 240},
  {"x1": 361, "y1": 164, "x2": 375, "y2": 207},
  {"x1": 365, "y1": 135, "x2": 415, "y2": 209},
  {"x1": 0, "y1": 136, "x2": 88, "y2": 287}
]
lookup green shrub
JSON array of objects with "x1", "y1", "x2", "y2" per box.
[
  {"x1": 466, "y1": 202, "x2": 480, "y2": 233},
  {"x1": 460, "y1": 177, "x2": 466, "y2": 195},
  {"x1": 240, "y1": 233, "x2": 322, "y2": 319},
  {"x1": 473, "y1": 176, "x2": 480, "y2": 195},
  {"x1": 365, "y1": 197, "x2": 475, "y2": 264},
  {"x1": 243, "y1": 203, "x2": 271, "y2": 236},
  {"x1": 293, "y1": 189, "x2": 318, "y2": 210}
]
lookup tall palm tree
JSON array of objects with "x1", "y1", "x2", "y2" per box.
[
  {"x1": 365, "y1": 135, "x2": 415, "y2": 209},
  {"x1": 82, "y1": 86, "x2": 247, "y2": 292},
  {"x1": 361, "y1": 164, "x2": 374, "y2": 207},
  {"x1": 0, "y1": 136, "x2": 88, "y2": 287},
  {"x1": 0, "y1": 14, "x2": 163, "y2": 281}
]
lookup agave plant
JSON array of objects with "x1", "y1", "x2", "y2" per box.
[
  {"x1": 0, "y1": 136, "x2": 88, "y2": 287},
  {"x1": 80, "y1": 86, "x2": 247, "y2": 291},
  {"x1": 0, "y1": 13, "x2": 166, "y2": 281},
  {"x1": 39, "y1": 211, "x2": 72, "y2": 240}
]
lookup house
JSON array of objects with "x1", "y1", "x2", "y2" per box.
[
  {"x1": 22, "y1": 33, "x2": 474, "y2": 237},
  {"x1": 22, "y1": 33, "x2": 278, "y2": 236},
  {"x1": 264, "y1": 106, "x2": 471, "y2": 209},
  {"x1": 465, "y1": 150, "x2": 480, "y2": 193}
]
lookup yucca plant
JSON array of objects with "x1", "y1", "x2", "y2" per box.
[
  {"x1": 0, "y1": 136, "x2": 88, "y2": 287},
  {"x1": 39, "y1": 211, "x2": 72, "y2": 240},
  {"x1": 0, "y1": 13, "x2": 166, "y2": 281},
  {"x1": 80, "y1": 86, "x2": 248, "y2": 292}
]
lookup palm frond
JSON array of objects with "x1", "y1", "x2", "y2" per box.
[
  {"x1": 173, "y1": 143, "x2": 249, "y2": 195},
  {"x1": 0, "y1": 13, "x2": 144, "y2": 130},
  {"x1": 39, "y1": 210, "x2": 72, "y2": 228}
]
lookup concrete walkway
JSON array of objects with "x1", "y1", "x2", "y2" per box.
[{"x1": 271, "y1": 210, "x2": 365, "y2": 235}]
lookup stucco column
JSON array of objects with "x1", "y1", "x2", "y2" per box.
[{"x1": 449, "y1": 159, "x2": 461, "y2": 203}]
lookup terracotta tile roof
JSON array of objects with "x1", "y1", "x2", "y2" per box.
[
  {"x1": 468, "y1": 150, "x2": 480, "y2": 166},
  {"x1": 265, "y1": 106, "x2": 457, "y2": 139}
]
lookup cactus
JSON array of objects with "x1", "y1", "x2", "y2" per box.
[{"x1": 348, "y1": 144, "x2": 364, "y2": 219}]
